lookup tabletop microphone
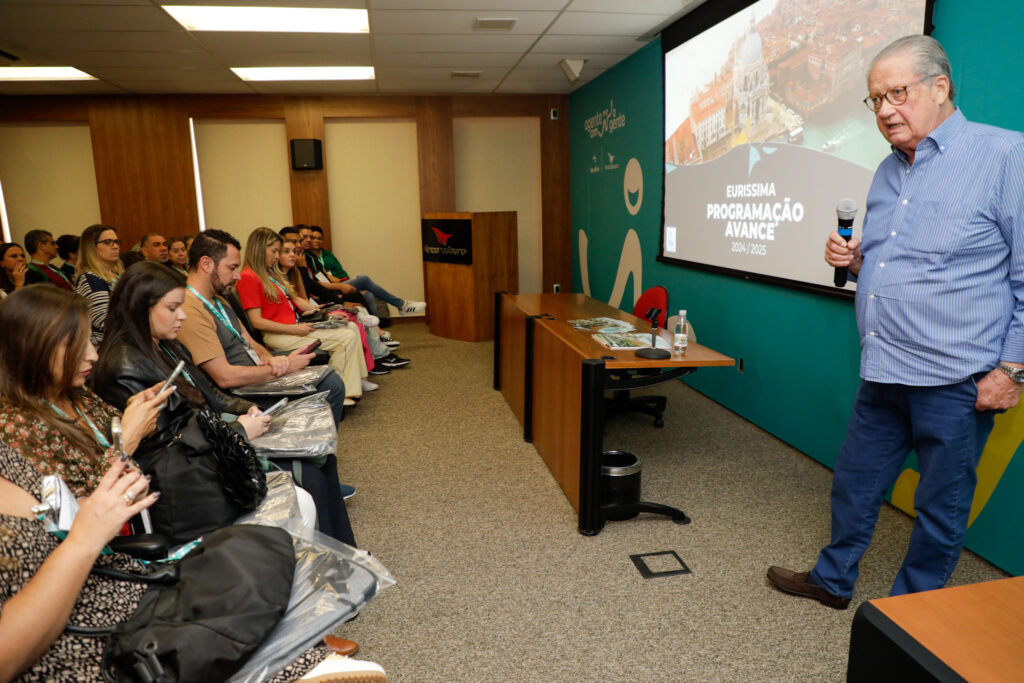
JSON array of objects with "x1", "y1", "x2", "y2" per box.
[{"x1": 834, "y1": 198, "x2": 858, "y2": 288}]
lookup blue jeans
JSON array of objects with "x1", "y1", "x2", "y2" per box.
[
  {"x1": 810, "y1": 377, "x2": 994, "y2": 597},
  {"x1": 346, "y1": 274, "x2": 402, "y2": 316}
]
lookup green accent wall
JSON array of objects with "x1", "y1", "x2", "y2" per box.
[{"x1": 570, "y1": 1, "x2": 1024, "y2": 574}]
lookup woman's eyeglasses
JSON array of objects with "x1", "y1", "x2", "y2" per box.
[{"x1": 96, "y1": 239, "x2": 121, "y2": 247}]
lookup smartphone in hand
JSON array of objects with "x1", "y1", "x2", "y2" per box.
[
  {"x1": 299, "y1": 340, "x2": 322, "y2": 355},
  {"x1": 163, "y1": 360, "x2": 186, "y2": 390},
  {"x1": 259, "y1": 397, "x2": 288, "y2": 417}
]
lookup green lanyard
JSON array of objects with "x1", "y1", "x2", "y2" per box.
[
  {"x1": 46, "y1": 401, "x2": 111, "y2": 448},
  {"x1": 31, "y1": 260, "x2": 72, "y2": 286},
  {"x1": 187, "y1": 286, "x2": 247, "y2": 346},
  {"x1": 268, "y1": 277, "x2": 300, "y2": 323},
  {"x1": 159, "y1": 345, "x2": 197, "y2": 387}
]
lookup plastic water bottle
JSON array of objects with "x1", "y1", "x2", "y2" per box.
[{"x1": 673, "y1": 310, "x2": 688, "y2": 353}]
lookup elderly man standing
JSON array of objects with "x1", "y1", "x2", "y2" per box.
[{"x1": 768, "y1": 35, "x2": 1024, "y2": 607}]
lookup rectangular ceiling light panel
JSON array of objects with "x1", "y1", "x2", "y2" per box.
[
  {"x1": 162, "y1": 6, "x2": 369, "y2": 33},
  {"x1": 232, "y1": 66, "x2": 375, "y2": 81},
  {"x1": 0, "y1": 66, "x2": 96, "y2": 81}
]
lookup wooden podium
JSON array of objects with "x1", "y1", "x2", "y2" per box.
[{"x1": 421, "y1": 211, "x2": 518, "y2": 342}]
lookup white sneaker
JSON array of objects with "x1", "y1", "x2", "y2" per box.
[
  {"x1": 356, "y1": 311, "x2": 380, "y2": 327},
  {"x1": 378, "y1": 330, "x2": 400, "y2": 348},
  {"x1": 361, "y1": 379, "x2": 378, "y2": 392},
  {"x1": 400, "y1": 300, "x2": 426, "y2": 315},
  {"x1": 297, "y1": 654, "x2": 387, "y2": 682}
]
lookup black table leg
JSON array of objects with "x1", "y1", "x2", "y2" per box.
[
  {"x1": 493, "y1": 291, "x2": 504, "y2": 391},
  {"x1": 579, "y1": 359, "x2": 606, "y2": 535}
]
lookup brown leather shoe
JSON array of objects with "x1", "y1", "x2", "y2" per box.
[
  {"x1": 323, "y1": 635, "x2": 359, "y2": 656},
  {"x1": 766, "y1": 566, "x2": 851, "y2": 610}
]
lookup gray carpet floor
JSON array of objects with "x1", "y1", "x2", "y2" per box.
[{"x1": 333, "y1": 322, "x2": 1006, "y2": 682}]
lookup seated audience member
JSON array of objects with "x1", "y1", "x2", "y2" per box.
[
  {"x1": 24, "y1": 230, "x2": 74, "y2": 291},
  {"x1": 183, "y1": 234, "x2": 195, "y2": 252},
  {"x1": 237, "y1": 227, "x2": 374, "y2": 401},
  {"x1": 0, "y1": 449, "x2": 385, "y2": 682},
  {"x1": 139, "y1": 232, "x2": 169, "y2": 263},
  {"x1": 303, "y1": 223, "x2": 425, "y2": 317},
  {"x1": 176, "y1": 229, "x2": 352, "y2": 418},
  {"x1": 167, "y1": 236, "x2": 189, "y2": 277},
  {"x1": 282, "y1": 227, "x2": 408, "y2": 363},
  {"x1": 94, "y1": 261, "x2": 357, "y2": 546},
  {"x1": 0, "y1": 243, "x2": 28, "y2": 298},
  {"x1": 278, "y1": 233, "x2": 407, "y2": 375},
  {"x1": 56, "y1": 234, "x2": 79, "y2": 282},
  {"x1": 0, "y1": 285, "x2": 170, "y2": 497},
  {"x1": 119, "y1": 250, "x2": 145, "y2": 269},
  {"x1": 74, "y1": 224, "x2": 124, "y2": 346}
]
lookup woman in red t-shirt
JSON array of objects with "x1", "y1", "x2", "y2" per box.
[{"x1": 236, "y1": 228, "x2": 370, "y2": 400}]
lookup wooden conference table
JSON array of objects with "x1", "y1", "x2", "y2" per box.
[
  {"x1": 848, "y1": 576, "x2": 1024, "y2": 682},
  {"x1": 493, "y1": 293, "x2": 733, "y2": 535}
]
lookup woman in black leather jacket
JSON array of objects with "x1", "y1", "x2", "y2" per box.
[{"x1": 94, "y1": 262, "x2": 356, "y2": 546}]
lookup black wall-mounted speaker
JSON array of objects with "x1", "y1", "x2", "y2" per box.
[{"x1": 290, "y1": 138, "x2": 323, "y2": 170}]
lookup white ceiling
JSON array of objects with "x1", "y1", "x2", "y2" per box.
[{"x1": 0, "y1": 0, "x2": 706, "y2": 96}]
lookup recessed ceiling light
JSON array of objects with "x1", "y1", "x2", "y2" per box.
[
  {"x1": 162, "y1": 6, "x2": 369, "y2": 33},
  {"x1": 0, "y1": 67, "x2": 96, "y2": 81},
  {"x1": 231, "y1": 66, "x2": 375, "y2": 81}
]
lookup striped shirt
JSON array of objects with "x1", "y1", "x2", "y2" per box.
[
  {"x1": 75, "y1": 271, "x2": 114, "y2": 346},
  {"x1": 854, "y1": 108, "x2": 1024, "y2": 385}
]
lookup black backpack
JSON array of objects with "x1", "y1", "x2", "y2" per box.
[{"x1": 71, "y1": 525, "x2": 296, "y2": 682}]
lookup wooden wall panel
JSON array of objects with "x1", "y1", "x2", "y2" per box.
[
  {"x1": 284, "y1": 97, "x2": 330, "y2": 237},
  {"x1": 539, "y1": 95, "x2": 571, "y2": 293},
  {"x1": 0, "y1": 92, "x2": 571, "y2": 298},
  {"x1": 88, "y1": 97, "x2": 198, "y2": 247},
  {"x1": 415, "y1": 97, "x2": 455, "y2": 214}
]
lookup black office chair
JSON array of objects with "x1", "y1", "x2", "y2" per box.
[{"x1": 604, "y1": 287, "x2": 695, "y2": 428}]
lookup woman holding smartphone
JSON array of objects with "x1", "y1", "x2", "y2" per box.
[
  {"x1": 0, "y1": 285, "x2": 170, "y2": 497},
  {"x1": 94, "y1": 262, "x2": 356, "y2": 546}
]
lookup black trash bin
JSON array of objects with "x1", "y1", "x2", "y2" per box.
[{"x1": 600, "y1": 450, "x2": 642, "y2": 520}]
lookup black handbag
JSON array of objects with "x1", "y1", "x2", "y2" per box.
[
  {"x1": 85, "y1": 525, "x2": 296, "y2": 683},
  {"x1": 195, "y1": 408, "x2": 267, "y2": 511}
]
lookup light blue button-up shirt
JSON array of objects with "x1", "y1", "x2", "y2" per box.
[{"x1": 854, "y1": 108, "x2": 1024, "y2": 385}]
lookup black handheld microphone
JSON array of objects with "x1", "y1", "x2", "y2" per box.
[{"x1": 833, "y1": 198, "x2": 858, "y2": 288}]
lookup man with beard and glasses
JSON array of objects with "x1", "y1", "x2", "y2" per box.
[{"x1": 175, "y1": 229, "x2": 351, "y2": 423}]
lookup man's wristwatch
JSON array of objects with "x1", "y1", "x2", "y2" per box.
[{"x1": 998, "y1": 362, "x2": 1024, "y2": 383}]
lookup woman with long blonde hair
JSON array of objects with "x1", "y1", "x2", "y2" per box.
[
  {"x1": 74, "y1": 224, "x2": 125, "y2": 345},
  {"x1": 236, "y1": 227, "x2": 371, "y2": 401}
]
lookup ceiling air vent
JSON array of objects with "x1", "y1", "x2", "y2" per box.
[
  {"x1": 473, "y1": 17, "x2": 517, "y2": 31},
  {"x1": 450, "y1": 70, "x2": 482, "y2": 79}
]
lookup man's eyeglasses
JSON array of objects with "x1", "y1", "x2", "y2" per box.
[
  {"x1": 96, "y1": 238, "x2": 121, "y2": 247},
  {"x1": 863, "y1": 75, "x2": 937, "y2": 112}
]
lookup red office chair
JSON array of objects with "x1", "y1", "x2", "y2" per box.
[
  {"x1": 632, "y1": 286, "x2": 668, "y2": 328},
  {"x1": 605, "y1": 285, "x2": 680, "y2": 428}
]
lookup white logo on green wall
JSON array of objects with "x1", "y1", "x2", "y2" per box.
[
  {"x1": 624, "y1": 158, "x2": 643, "y2": 215},
  {"x1": 584, "y1": 99, "x2": 627, "y2": 138}
]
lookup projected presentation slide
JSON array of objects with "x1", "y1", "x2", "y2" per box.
[{"x1": 662, "y1": 0, "x2": 927, "y2": 294}]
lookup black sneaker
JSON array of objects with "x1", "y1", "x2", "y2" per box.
[
  {"x1": 368, "y1": 366, "x2": 390, "y2": 375},
  {"x1": 380, "y1": 353, "x2": 410, "y2": 369}
]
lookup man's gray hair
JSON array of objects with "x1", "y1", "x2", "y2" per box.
[{"x1": 869, "y1": 35, "x2": 955, "y2": 102}]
